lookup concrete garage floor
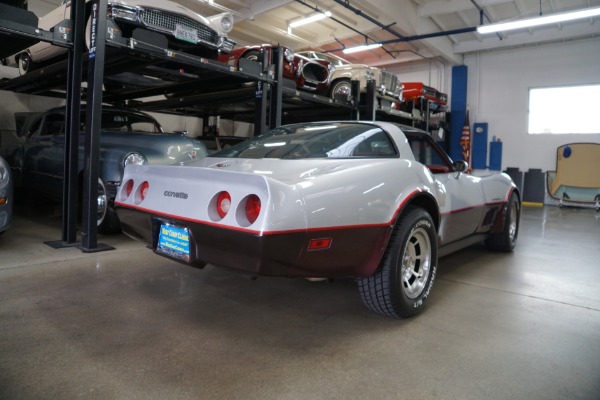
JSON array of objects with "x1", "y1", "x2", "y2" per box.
[{"x1": 1, "y1": 203, "x2": 599, "y2": 400}]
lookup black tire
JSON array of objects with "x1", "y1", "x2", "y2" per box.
[
  {"x1": 78, "y1": 177, "x2": 120, "y2": 234},
  {"x1": 96, "y1": 178, "x2": 121, "y2": 234},
  {"x1": 98, "y1": 206, "x2": 121, "y2": 234},
  {"x1": 329, "y1": 78, "x2": 352, "y2": 100},
  {"x1": 17, "y1": 52, "x2": 35, "y2": 75},
  {"x1": 358, "y1": 206, "x2": 438, "y2": 318},
  {"x1": 485, "y1": 192, "x2": 520, "y2": 252},
  {"x1": 242, "y1": 50, "x2": 261, "y2": 62}
]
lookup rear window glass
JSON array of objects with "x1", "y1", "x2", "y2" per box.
[
  {"x1": 210, "y1": 122, "x2": 397, "y2": 159},
  {"x1": 96, "y1": 111, "x2": 162, "y2": 133}
]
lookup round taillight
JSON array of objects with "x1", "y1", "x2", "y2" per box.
[
  {"x1": 140, "y1": 181, "x2": 149, "y2": 201},
  {"x1": 124, "y1": 179, "x2": 134, "y2": 198},
  {"x1": 245, "y1": 195, "x2": 261, "y2": 224},
  {"x1": 216, "y1": 191, "x2": 231, "y2": 218}
]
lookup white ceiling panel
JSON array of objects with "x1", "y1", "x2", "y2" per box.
[{"x1": 29, "y1": 0, "x2": 600, "y2": 68}]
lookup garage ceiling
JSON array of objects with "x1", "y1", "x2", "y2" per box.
[
  {"x1": 37, "y1": 0, "x2": 600, "y2": 68},
  {"x1": 183, "y1": 0, "x2": 600, "y2": 68}
]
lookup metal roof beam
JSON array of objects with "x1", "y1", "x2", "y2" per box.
[
  {"x1": 418, "y1": 0, "x2": 512, "y2": 17},
  {"x1": 454, "y1": 23, "x2": 600, "y2": 53},
  {"x1": 332, "y1": 0, "x2": 464, "y2": 64}
]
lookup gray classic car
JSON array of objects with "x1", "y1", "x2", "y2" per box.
[
  {"x1": 0, "y1": 155, "x2": 13, "y2": 235},
  {"x1": 1, "y1": 107, "x2": 208, "y2": 233}
]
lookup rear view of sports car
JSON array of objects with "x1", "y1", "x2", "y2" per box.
[{"x1": 115, "y1": 121, "x2": 520, "y2": 318}]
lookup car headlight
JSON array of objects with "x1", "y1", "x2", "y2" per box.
[
  {"x1": 284, "y1": 48, "x2": 294, "y2": 63},
  {"x1": 124, "y1": 152, "x2": 147, "y2": 168},
  {"x1": 108, "y1": 5, "x2": 138, "y2": 22},
  {"x1": 296, "y1": 59, "x2": 304, "y2": 78},
  {"x1": 220, "y1": 13, "x2": 233, "y2": 33}
]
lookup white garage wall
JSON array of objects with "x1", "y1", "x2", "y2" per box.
[
  {"x1": 0, "y1": 91, "x2": 64, "y2": 146},
  {"x1": 464, "y1": 37, "x2": 600, "y2": 172},
  {"x1": 146, "y1": 112, "x2": 205, "y2": 137}
]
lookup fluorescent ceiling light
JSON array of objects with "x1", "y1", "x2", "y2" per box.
[
  {"x1": 342, "y1": 43, "x2": 382, "y2": 54},
  {"x1": 477, "y1": 6, "x2": 600, "y2": 34},
  {"x1": 289, "y1": 11, "x2": 332, "y2": 28}
]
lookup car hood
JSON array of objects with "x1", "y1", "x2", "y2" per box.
[
  {"x1": 335, "y1": 64, "x2": 375, "y2": 71},
  {"x1": 99, "y1": 131, "x2": 207, "y2": 163}
]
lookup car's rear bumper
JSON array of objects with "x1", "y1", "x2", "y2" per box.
[{"x1": 117, "y1": 205, "x2": 391, "y2": 278}]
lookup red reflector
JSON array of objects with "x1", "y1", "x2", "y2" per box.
[
  {"x1": 140, "y1": 181, "x2": 149, "y2": 200},
  {"x1": 307, "y1": 238, "x2": 333, "y2": 251},
  {"x1": 216, "y1": 191, "x2": 231, "y2": 218},
  {"x1": 125, "y1": 180, "x2": 134, "y2": 198},
  {"x1": 245, "y1": 195, "x2": 261, "y2": 224}
]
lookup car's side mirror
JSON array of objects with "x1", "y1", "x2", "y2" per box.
[
  {"x1": 453, "y1": 160, "x2": 469, "y2": 177},
  {"x1": 173, "y1": 130, "x2": 188, "y2": 137}
]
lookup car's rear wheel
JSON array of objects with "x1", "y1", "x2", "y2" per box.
[
  {"x1": 17, "y1": 52, "x2": 35, "y2": 75},
  {"x1": 485, "y1": 192, "x2": 520, "y2": 252},
  {"x1": 358, "y1": 206, "x2": 438, "y2": 318}
]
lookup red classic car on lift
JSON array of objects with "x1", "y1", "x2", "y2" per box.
[
  {"x1": 394, "y1": 82, "x2": 448, "y2": 114},
  {"x1": 218, "y1": 45, "x2": 332, "y2": 95}
]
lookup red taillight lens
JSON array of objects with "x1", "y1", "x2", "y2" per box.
[
  {"x1": 308, "y1": 238, "x2": 332, "y2": 251},
  {"x1": 124, "y1": 180, "x2": 134, "y2": 198},
  {"x1": 216, "y1": 191, "x2": 231, "y2": 218},
  {"x1": 140, "y1": 181, "x2": 149, "y2": 201},
  {"x1": 245, "y1": 195, "x2": 261, "y2": 224}
]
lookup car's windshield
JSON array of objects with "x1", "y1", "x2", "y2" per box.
[{"x1": 210, "y1": 122, "x2": 397, "y2": 159}]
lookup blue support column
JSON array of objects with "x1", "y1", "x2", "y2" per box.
[
  {"x1": 450, "y1": 65, "x2": 468, "y2": 161},
  {"x1": 472, "y1": 122, "x2": 488, "y2": 169},
  {"x1": 489, "y1": 141, "x2": 503, "y2": 171}
]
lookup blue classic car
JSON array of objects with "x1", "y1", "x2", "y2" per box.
[
  {"x1": 1, "y1": 107, "x2": 208, "y2": 233},
  {"x1": 0, "y1": 155, "x2": 13, "y2": 234}
]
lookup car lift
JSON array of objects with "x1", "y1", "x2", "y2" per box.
[{"x1": 0, "y1": 0, "x2": 396, "y2": 253}]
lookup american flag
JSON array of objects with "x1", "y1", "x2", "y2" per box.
[{"x1": 460, "y1": 110, "x2": 471, "y2": 171}]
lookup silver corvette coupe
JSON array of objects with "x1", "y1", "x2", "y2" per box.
[{"x1": 115, "y1": 121, "x2": 520, "y2": 318}]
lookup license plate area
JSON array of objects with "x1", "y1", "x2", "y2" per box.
[
  {"x1": 175, "y1": 24, "x2": 198, "y2": 44},
  {"x1": 157, "y1": 223, "x2": 190, "y2": 262}
]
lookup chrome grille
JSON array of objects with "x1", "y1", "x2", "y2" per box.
[
  {"x1": 381, "y1": 71, "x2": 399, "y2": 92},
  {"x1": 424, "y1": 87, "x2": 436, "y2": 97},
  {"x1": 221, "y1": 38, "x2": 236, "y2": 53},
  {"x1": 141, "y1": 8, "x2": 217, "y2": 44}
]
